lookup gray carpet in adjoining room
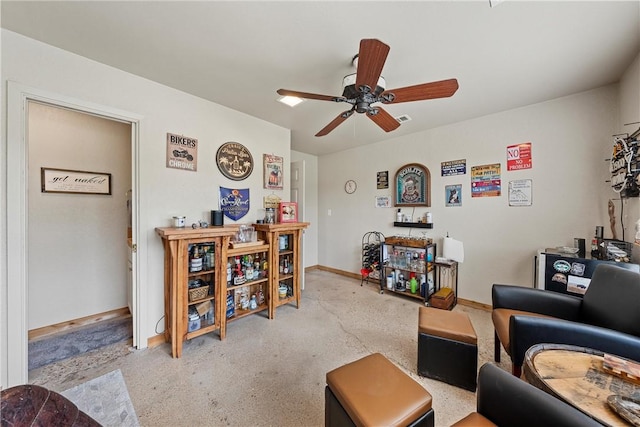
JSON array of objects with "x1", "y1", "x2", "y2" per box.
[{"x1": 29, "y1": 316, "x2": 132, "y2": 370}]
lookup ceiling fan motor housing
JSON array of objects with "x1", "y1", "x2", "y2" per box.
[{"x1": 342, "y1": 73, "x2": 386, "y2": 113}]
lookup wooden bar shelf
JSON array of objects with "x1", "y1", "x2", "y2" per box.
[{"x1": 393, "y1": 222, "x2": 433, "y2": 228}]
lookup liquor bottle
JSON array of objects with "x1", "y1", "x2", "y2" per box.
[
  {"x1": 249, "y1": 295, "x2": 258, "y2": 310},
  {"x1": 226, "y1": 291, "x2": 235, "y2": 318},
  {"x1": 283, "y1": 256, "x2": 289, "y2": 274},
  {"x1": 190, "y1": 245, "x2": 202, "y2": 272},
  {"x1": 419, "y1": 252, "x2": 426, "y2": 274},
  {"x1": 261, "y1": 252, "x2": 268, "y2": 276},
  {"x1": 257, "y1": 285, "x2": 265, "y2": 306},
  {"x1": 226, "y1": 261, "x2": 232, "y2": 286}
]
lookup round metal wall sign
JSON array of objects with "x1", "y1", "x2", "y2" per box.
[{"x1": 216, "y1": 142, "x2": 254, "y2": 181}]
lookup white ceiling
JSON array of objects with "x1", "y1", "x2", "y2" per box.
[{"x1": 2, "y1": 1, "x2": 639, "y2": 156}]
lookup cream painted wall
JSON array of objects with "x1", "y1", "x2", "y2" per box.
[
  {"x1": 318, "y1": 85, "x2": 619, "y2": 305},
  {"x1": 1, "y1": 29, "x2": 290, "y2": 384},
  {"x1": 617, "y1": 52, "x2": 640, "y2": 248},
  {"x1": 291, "y1": 150, "x2": 318, "y2": 267},
  {"x1": 27, "y1": 102, "x2": 131, "y2": 329}
]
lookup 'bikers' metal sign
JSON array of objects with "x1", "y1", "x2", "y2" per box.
[{"x1": 166, "y1": 132, "x2": 198, "y2": 172}]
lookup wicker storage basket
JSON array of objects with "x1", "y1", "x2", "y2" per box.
[{"x1": 188, "y1": 285, "x2": 209, "y2": 302}]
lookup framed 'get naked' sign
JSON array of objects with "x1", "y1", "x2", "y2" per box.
[{"x1": 395, "y1": 163, "x2": 431, "y2": 207}]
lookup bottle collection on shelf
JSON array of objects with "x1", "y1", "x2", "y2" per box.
[
  {"x1": 189, "y1": 244, "x2": 215, "y2": 272},
  {"x1": 187, "y1": 243, "x2": 217, "y2": 333},
  {"x1": 385, "y1": 248, "x2": 434, "y2": 297},
  {"x1": 225, "y1": 252, "x2": 268, "y2": 320},
  {"x1": 227, "y1": 253, "x2": 268, "y2": 286},
  {"x1": 278, "y1": 234, "x2": 294, "y2": 300}
]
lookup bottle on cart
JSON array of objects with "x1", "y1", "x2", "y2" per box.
[
  {"x1": 419, "y1": 253, "x2": 426, "y2": 274},
  {"x1": 410, "y1": 276, "x2": 418, "y2": 294}
]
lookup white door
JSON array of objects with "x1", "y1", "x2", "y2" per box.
[{"x1": 291, "y1": 160, "x2": 305, "y2": 289}]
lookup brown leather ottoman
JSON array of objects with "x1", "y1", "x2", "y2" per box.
[
  {"x1": 418, "y1": 306, "x2": 478, "y2": 391},
  {"x1": 1, "y1": 384, "x2": 101, "y2": 426},
  {"x1": 325, "y1": 352, "x2": 434, "y2": 427}
]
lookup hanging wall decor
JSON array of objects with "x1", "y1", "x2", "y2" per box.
[
  {"x1": 216, "y1": 142, "x2": 254, "y2": 180},
  {"x1": 471, "y1": 163, "x2": 501, "y2": 197},
  {"x1": 41, "y1": 167, "x2": 111, "y2": 195},
  {"x1": 445, "y1": 184, "x2": 462, "y2": 207},
  {"x1": 219, "y1": 187, "x2": 250, "y2": 221},
  {"x1": 394, "y1": 163, "x2": 431, "y2": 207},
  {"x1": 441, "y1": 159, "x2": 466, "y2": 176},
  {"x1": 507, "y1": 142, "x2": 532, "y2": 171},
  {"x1": 263, "y1": 154, "x2": 283, "y2": 189},
  {"x1": 166, "y1": 132, "x2": 198, "y2": 172},
  {"x1": 377, "y1": 171, "x2": 389, "y2": 189},
  {"x1": 508, "y1": 179, "x2": 532, "y2": 206}
]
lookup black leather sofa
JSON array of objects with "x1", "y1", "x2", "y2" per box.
[
  {"x1": 492, "y1": 263, "x2": 640, "y2": 376},
  {"x1": 451, "y1": 363, "x2": 602, "y2": 426}
]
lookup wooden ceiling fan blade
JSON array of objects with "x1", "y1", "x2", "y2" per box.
[
  {"x1": 277, "y1": 89, "x2": 345, "y2": 102},
  {"x1": 355, "y1": 39, "x2": 390, "y2": 94},
  {"x1": 315, "y1": 109, "x2": 354, "y2": 137},
  {"x1": 381, "y1": 78, "x2": 459, "y2": 104},
  {"x1": 367, "y1": 106, "x2": 400, "y2": 133}
]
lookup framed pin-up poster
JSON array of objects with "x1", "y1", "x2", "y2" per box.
[
  {"x1": 394, "y1": 163, "x2": 431, "y2": 207},
  {"x1": 278, "y1": 202, "x2": 298, "y2": 223}
]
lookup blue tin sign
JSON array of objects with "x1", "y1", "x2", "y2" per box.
[{"x1": 219, "y1": 187, "x2": 250, "y2": 221}]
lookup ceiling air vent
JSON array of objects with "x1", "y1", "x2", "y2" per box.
[{"x1": 395, "y1": 114, "x2": 412, "y2": 123}]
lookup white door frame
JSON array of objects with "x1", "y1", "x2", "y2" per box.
[
  {"x1": 291, "y1": 160, "x2": 305, "y2": 289},
  {"x1": 5, "y1": 81, "x2": 145, "y2": 386}
]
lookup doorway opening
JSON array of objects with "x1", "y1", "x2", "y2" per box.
[
  {"x1": 26, "y1": 101, "x2": 133, "y2": 371},
  {"x1": 5, "y1": 82, "x2": 143, "y2": 386}
]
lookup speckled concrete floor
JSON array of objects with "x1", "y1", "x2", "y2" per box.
[{"x1": 29, "y1": 269, "x2": 511, "y2": 426}]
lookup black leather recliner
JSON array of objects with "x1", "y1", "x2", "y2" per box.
[
  {"x1": 492, "y1": 263, "x2": 640, "y2": 376},
  {"x1": 451, "y1": 363, "x2": 602, "y2": 426}
]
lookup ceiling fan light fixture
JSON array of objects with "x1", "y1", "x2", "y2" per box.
[{"x1": 277, "y1": 95, "x2": 305, "y2": 107}]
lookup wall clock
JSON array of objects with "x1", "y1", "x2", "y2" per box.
[{"x1": 345, "y1": 179, "x2": 357, "y2": 194}]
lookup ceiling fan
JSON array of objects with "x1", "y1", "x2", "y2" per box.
[{"x1": 277, "y1": 38, "x2": 459, "y2": 137}]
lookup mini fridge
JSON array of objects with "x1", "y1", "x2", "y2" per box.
[{"x1": 535, "y1": 250, "x2": 640, "y2": 297}]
